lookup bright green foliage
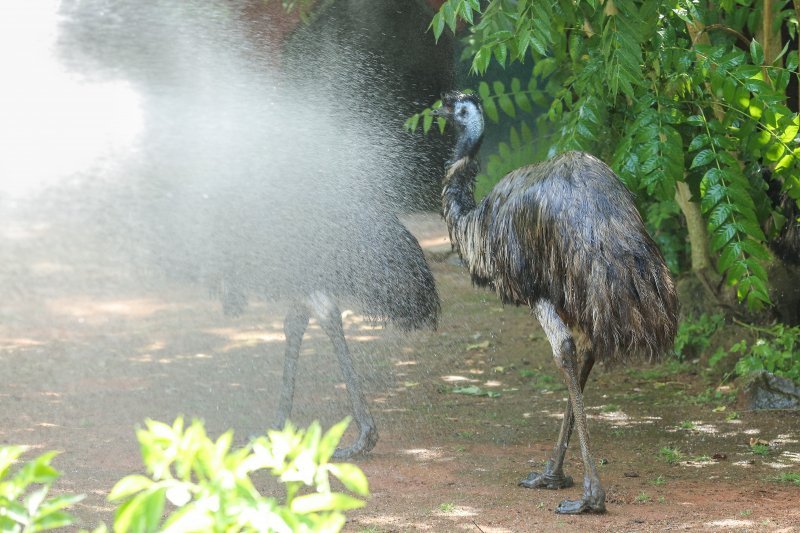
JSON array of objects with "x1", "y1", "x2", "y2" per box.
[
  {"x1": 109, "y1": 417, "x2": 369, "y2": 533},
  {"x1": 413, "y1": 0, "x2": 800, "y2": 310},
  {"x1": 770, "y1": 472, "x2": 800, "y2": 486},
  {"x1": 0, "y1": 447, "x2": 84, "y2": 532},
  {"x1": 732, "y1": 323, "x2": 800, "y2": 382},
  {"x1": 673, "y1": 313, "x2": 725, "y2": 361}
]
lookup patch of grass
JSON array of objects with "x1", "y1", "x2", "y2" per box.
[
  {"x1": 650, "y1": 475, "x2": 666, "y2": 486},
  {"x1": 627, "y1": 360, "x2": 690, "y2": 380},
  {"x1": 691, "y1": 387, "x2": 736, "y2": 406},
  {"x1": 601, "y1": 403, "x2": 621, "y2": 413},
  {"x1": 740, "y1": 509, "x2": 752, "y2": 517},
  {"x1": 456, "y1": 431, "x2": 477, "y2": 440},
  {"x1": 691, "y1": 454, "x2": 712, "y2": 462},
  {"x1": 751, "y1": 444, "x2": 770, "y2": 456},
  {"x1": 659, "y1": 446, "x2": 684, "y2": 464},
  {"x1": 519, "y1": 369, "x2": 537, "y2": 378},
  {"x1": 770, "y1": 472, "x2": 800, "y2": 486},
  {"x1": 451, "y1": 385, "x2": 501, "y2": 398},
  {"x1": 635, "y1": 491, "x2": 651, "y2": 503},
  {"x1": 679, "y1": 420, "x2": 696, "y2": 430},
  {"x1": 438, "y1": 502, "x2": 456, "y2": 512},
  {"x1": 725, "y1": 411, "x2": 740, "y2": 421}
]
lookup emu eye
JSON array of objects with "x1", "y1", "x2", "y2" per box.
[{"x1": 459, "y1": 108, "x2": 467, "y2": 116}]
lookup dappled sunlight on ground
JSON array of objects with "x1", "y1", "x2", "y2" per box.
[
  {"x1": 401, "y1": 447, "x2": 449, "y2": 461},
  {"x1": 705, "y1": 518, "x2": 755, "y2": 528},
  {"x1": 45, "y1": 297, "x2": 180, "y2": 322},
  {"x1": 435, "y1": 504, "x2": 478, "y2": 518},
  {"x1": 205, "y1": 326, "x2": 285, "y2": 352},
  {"x1": 441, "y1": 375, "x2": 480, "y2": 383},
  {"x1": 0, "y1": 336, "x2": 44, "y2": 350}
]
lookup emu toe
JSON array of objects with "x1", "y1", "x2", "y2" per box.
[
  {"x1": 519, "y1": 471, "x2": 574, "y2": 490},
  {"x1": 332, "y1": 425, "x2": 378, "y2": 460},
  {"x1": 554, "y1": 485, "x2": 606, "y2": 514}
]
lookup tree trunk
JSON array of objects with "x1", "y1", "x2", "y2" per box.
[{"x1": 675, "y1": 181, "x2": 711, "y2": 272}]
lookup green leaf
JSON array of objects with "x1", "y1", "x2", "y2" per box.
[
  {"x1": 498, "y1": 94, "x2": 516, "y2": 118},
  {"x1": 750, "y1": 39, "x2": 764, "y2": 66},
  {"x1": 32, "y1": 510, "x2": 76, "y2": 531},
  {"x1": 691, "y1": 149, "x2": 716, "y2": 169},
  {"x1": 431, "y1": 12, "x2": 444, "y2": 41},
  {"x1": 318, "y1": 419, "x2": 350, "y2": 464},
  {"x1": 688, "y1": 134, "x2": 710, "y2": 152},
  {"x1": 108, "y1": 475, "x2": 154, "y2": 502},
  {"x1": 483, "y1": 97, "x2": 499, "y2": 123},
  {"x1": 327, "y1": 463, "x2": 369, "y2": 496},
  {"x1": 290, "y1": 492, "x2": 365, "y2": 514},
  {"x1": 493, "y1": 42, "x2": 508, "y2": 67}
]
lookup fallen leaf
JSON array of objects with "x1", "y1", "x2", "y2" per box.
[
  {"x1": 466, "y1": 340, "x2": 490, "y2": 351},
  {"x1": 750, "y1": 438, "x2": 770, "y2": 447},
  {"x1": 451, "y1": 385, "x2": 501, "y2": 398},
  {"x1": 712, "y1": 453, "x2": 727, "y2": 461}
]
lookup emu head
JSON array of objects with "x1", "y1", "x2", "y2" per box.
[{"x1": 433, "y1": 91, "x2": 484, "y2": 160}]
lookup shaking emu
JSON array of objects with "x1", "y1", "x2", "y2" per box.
[
  {"x1": 217, "y1": 210, "x2": 439, "y2": 459},
  {"x1": 431, "y1": 92, "x2": 678, "y2": 514}
]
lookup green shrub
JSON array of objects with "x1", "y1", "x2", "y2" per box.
[
  {"x1": 0, "y1": 418, "x2": 368, "y2": 533},
  {"x1": 673, "y1": 313, "x2": 724, "y2": 361},
  {"x1": 109, "y1": 417, "x2": 369, "y2": 533},
  {"x1": 0, "y1": 446, "x2": 83, "y2": 532},
  {"x1": 732, "y1": 323, "x2": 800, "y2": 383}
]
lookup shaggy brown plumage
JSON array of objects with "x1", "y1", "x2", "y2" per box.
[{"x1": 442, "y1": 150, "x2": 677, "y2": 362}]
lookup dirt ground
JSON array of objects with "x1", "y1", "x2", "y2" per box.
[{"x1": 1, "y1": 213, "x2": 799, "y2": 532}]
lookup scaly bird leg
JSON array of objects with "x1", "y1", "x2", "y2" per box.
[
  {"x1": 530, "y1": 300, "x2": 605, "y2": 514},
  {"x1": 308, "y1": 291, "x2": 378, "y2": 459},
  {"x1": 520, "y1": 349, "x2": 595, "y2": 490},
  {"x1": 274, "y1": 303, "x2": 310, "y2": 429}
]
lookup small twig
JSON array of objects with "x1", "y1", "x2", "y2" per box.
[
  {"x1": 692, "y1": 24, "x2": 750, "y2": 47},
  {"x1": 472, "y1": 520, "x2": 486, "y2": 533},
  {"x1": 731, "y1": 317, "x2": 779, "y2": 336}
]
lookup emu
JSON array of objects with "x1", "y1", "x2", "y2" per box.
[
  {"x1": 216, "y1": 209, "x2": 439, "y2": 458},
  {"x1": 431, "y1": 92, "x2": 678, "y2": 514}
]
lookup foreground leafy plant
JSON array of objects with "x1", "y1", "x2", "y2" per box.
[
  {"x1": 0, "y1": 446, "x2": 84, "y2": 532},
  {"x1": 109, "y1": 417, "x2": 368, "y2": 533}
]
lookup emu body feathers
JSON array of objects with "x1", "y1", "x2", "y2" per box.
[{"x1": 444, "y1": 151, "x2": 677, "y2": 362}]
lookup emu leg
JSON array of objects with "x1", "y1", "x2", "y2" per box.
[
  {"x1": 532, "y1": 300, "x2": 605, "y2": 514},
  {"x1": 520, "y1": 350, "x2": 595, "y2": 489},
  {"x1": 308, "y1": 292, "x2": 378, "y2": 459},
  {"x1": 274, "y1": 304, "x2": 310, "y2": 429}
]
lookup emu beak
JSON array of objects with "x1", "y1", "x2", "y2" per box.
[{"x1": 431, "y1": 106, "x2": 450, "y2": 118}]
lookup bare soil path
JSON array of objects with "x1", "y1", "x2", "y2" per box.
[{"x1": 1, "y1": 213, "x2": 799, "y2": 531}]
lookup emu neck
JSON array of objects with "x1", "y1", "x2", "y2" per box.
[
  {"x1": 442, "y1": 122, "x2": 483, "y2": 226},
  {"x1": 441, "y1": 154, "x2": 480, "y2": 260}
]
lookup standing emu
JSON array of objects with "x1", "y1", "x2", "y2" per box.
[
  {"x1": 216, "y1": 208, "x2": 439, "y2": 459},
  {"x1": 431, "y1": 92, "x2": 678, "y2": 514}
]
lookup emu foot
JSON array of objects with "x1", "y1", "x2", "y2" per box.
[
  {"x1": 519, "y1": 465, "x2": 574, "y2": 489},
  {"x1": 332, "y1": 425, "x2": 378, "y2": 460},
  {"x1": 555, "y1": 486, "x2": 606, "y2": 514}
]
